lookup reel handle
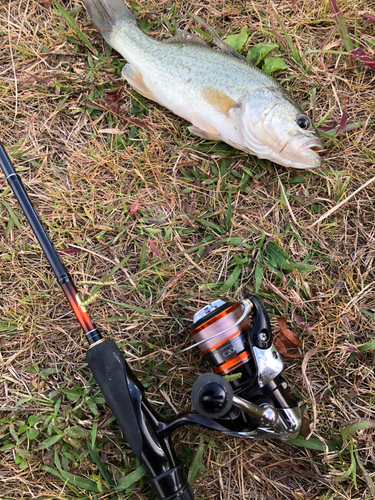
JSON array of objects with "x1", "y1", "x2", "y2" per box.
[
  {"x1": 191, "y1": 373, "x2": 233, "y2": 419},
  {"x1": 87, "y1": 339, "x2": 193, "y2": 500}
]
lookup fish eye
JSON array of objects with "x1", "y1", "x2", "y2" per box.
[{"x1": 296, "y1": 114, "x2": 311, "y2": 130}]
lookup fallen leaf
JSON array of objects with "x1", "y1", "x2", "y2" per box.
[
  {"x1": 165, "y1": 268, "x2": 186, "y2": 290},
  {"x1": 124, "y1": 116, "x2": 150, "y2": 129},
  {"x1": 274, "y1": 316, "x2": 303, "y2": 358},
  {"x1": 351, "y1": 47, "x2": 375, "y2": 69},
  {"x1": 274, "y1": 338, "x2": 303, "y2": 358},
  {"x1": 60, "y1": 247, "x2": 84, "y2": 256},
  {"x1": 129, "y1": 201, "x2": 139, "y2": 216},
  {"x1": 277, "y1": 317, "x2": 303, "y2": 347},
  {"x1": 362, "y1": 13, "x2": 375, "y2": 22},
  {"x1": 149, "y1": 239, "x2": 162, "y2": 260},
  {"x1": 104, "y1": 88, "x2": 126, "y2": 115},
  {"x1": 158, "y1": 267, "x2": 187, "y2": 303},
  {"x1": 300, "y1": 408, "x2": 311, "y2": 439},
  {"x1": 318, "y1": 124, "x2": 336, "y2": 132},
  {"x1": 104, "y1": 88, "x2": 124, "y2": 104},
  {"x1": 335, "y1": 106, "x2": 348, "y2": 136}
]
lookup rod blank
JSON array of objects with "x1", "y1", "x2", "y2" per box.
[{"x1": 0, "y1": 141, "x2": 101, "y2": 345}]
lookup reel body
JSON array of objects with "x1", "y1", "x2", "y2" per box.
[{"x1": 188, "y1": 296, "x2": 301, "y2": 440}]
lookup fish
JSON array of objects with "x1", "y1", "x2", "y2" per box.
[{"x1": 84, "y1": 0, "x2": 323, "y2": 169}]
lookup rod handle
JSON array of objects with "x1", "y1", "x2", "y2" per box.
[{"x1": 86, "y1": 339, "x2": 193, "y2": 500}]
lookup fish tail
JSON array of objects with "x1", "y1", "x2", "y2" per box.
[{"x1": 84, "y1": 0, "x2": 136, "y2": 43}]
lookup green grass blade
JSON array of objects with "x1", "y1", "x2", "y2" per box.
[
  {"x1": 38, "y1": 433, "x2": 64, "y2": 450},
  {"x1": 188, "y1": 436, "x2": 205, "y2": 484},
  {"x1": 88, "y1": 443, "x2": 112, "y2": 485},
  {"x1": 1, "y1": 199, "x2": 23, "y2": 231},
  {"x1": 225, "y1": 190, "x2": 232, "y2": 231},
  {"x1": 355, "y1": 449, "x2": 375, "y2": 496},
  {"x1": 53, "y1": 1, "x2": 97, "y2": 54},
  {"x1": 100, "y1": 298, "x2": 160, "y2": 315},
  {"x1": 254, "y1": 261, "x2": 264, "y2": 293},
  {"x1": 289, "y1": 435, "x2": 338, "y2": 452},
  {"x1": 342, "y1": 419, "x2": 375, "y2": 442},
  {"x1": 91, "y1": 419, "x2": 98, "y2": 448},
  {"x1": 328, "y1": 0, "x2": 353, "y2": 53},
  {"x1": 222, "y1": 264, "x2": 241, "y2": 291},
  {"x1": 274, "y1": 13, "x2": 302, "y2": 65},
  {"x1": 187, "y1": 12, "x2": 220, "y2": 39},
  {"x1": 114, "y1": 465, "x2": 146, "y2": 490},
  {"x1": 357, "y1": 339, "x2": 375, "y2": 352},
  {"x1": 60, "y1": 469, "x2": 104, "y2": 492},
  {"x1": 90, "y1": 256, "x2": 130, "y2": 295},
  {"x1": 334, "y1": 440, "x2": 356, "y2": 484},
  {"x1": 319, "y1": 119, "x2": 375, "y2": 137},
  {"x1": 140, "y1": 242, "x2": 147, "y2": 271},
  {"x1": 316, "y1": 105, "x2": 336, "y2": 127}
]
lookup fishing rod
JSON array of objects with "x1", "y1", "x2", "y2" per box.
[{"x1": 0, "y1": 141, "x2": 301, "y2": 500}]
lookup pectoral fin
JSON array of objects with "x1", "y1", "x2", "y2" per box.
[
  {"x1": 201, "y1": 87, "x2": 240, "y2": 117},
  {"x1": 122, "y1": 64, "x2": 156, "y2": 101},
  {"x1": 188, "y1": 112, "x2": 221, "y2": 141},
  {"x1": 188, "y1": 125, "x2": 220, "y2": 141}
]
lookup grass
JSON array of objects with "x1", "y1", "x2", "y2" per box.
[{"x1": 0, "y1": 0, "x2": 375, "y2": 499}]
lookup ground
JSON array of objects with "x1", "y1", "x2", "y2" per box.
[{"x1": 0, "y1": 0, "x2": 374, "y2": 499}]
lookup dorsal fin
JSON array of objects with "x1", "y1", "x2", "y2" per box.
[
  {"x1": 164, "y1": 28, "x2": 207, "y2": 46},
  {"x1": 213, "y1": 37, "x2": 249, "y2": 63}
]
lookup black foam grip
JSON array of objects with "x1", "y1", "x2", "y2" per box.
[
  {"x1": 86, "y1": 339, "x2": 143, "y2": 457},
  {"x1": 86, "y1": 340, "x2": 194, "y2": 500}
]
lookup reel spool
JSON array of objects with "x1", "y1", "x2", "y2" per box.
[{"x1": 189, "y1": 299, "x2": 256, "y2": 389}]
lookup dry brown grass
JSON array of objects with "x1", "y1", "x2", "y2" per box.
[{"x1": 0, "y1": 0, "x2": 375, "y2": 499}]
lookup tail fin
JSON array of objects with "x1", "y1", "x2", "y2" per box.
[{"x1": 84, "y1": 0, "x2": 136, "y2": 42}]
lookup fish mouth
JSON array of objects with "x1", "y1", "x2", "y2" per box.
[
  {"x1": 279, "y1": 135, "x2": 324, "y2": 169},
  {"x1": 274, "y1": 135, "x2": 323, "y2": 169},
  {"x1": 297, "y1": 137, "x2": 324, "y2": 152}
]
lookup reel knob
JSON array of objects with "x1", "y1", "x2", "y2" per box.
[{"x1": 191, "y1": 373, "x2": 233, "y2": 419}]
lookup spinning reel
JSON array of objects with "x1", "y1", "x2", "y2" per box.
[
  {"x1": 188, "y1": 297, "x2": 301, "y2": 439},
  {"x1": 0, "y1": 142, "x2": 301, "y2": 500}
]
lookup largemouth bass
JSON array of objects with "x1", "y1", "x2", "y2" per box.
[{"x1": 84, "y1": 0, "x2": 323, "y2": 169}]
